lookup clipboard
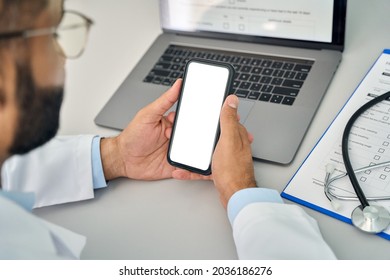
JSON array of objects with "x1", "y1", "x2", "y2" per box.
[{"x1": 281, "y1": 49, "x2": 390, "y2": 240}]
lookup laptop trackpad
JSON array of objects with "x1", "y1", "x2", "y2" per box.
[{"x1": 237, "y1": 100, "x2": 254, "y2": 124}]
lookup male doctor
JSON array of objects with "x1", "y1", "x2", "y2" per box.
[{"x1": 0, "y1": 0, "x2": 335, "y2": 259}]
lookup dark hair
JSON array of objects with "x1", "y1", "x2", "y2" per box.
[
  {"x1": 0, "y1": 0, "x2": 49, "y2": 33},
  {"x1": 8, "y1": 60, "x2": 63, "y2": 155}
]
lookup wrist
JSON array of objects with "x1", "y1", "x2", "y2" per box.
[
  {"x1": 219, "y1": 178, "x2": 257, "y2": 208},
  {"x1": 100, "y1": 137, "x2": 125, "y2": 180}
]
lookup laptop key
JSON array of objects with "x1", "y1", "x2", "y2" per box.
[
  {"x1": 170, "y1": 72, "x2": 181, "y2": 79},
  {"x1": 240, "y1": 57, "x2": 252, "y2": 64},
  {"x1": 260, "y1": 76, "x2": 272, "y2": 84},
  {"x1": 271, "y1": 61, "x2": 283, "y2": 69},
  {"x1": 282, "y1": 62, "x2": 295, "y2": 70},
  {"x1": 259, "y1": 93, "x2": 272, "y2": 102},
  {"x1": 235, "y1": 89, "x2": 249, "y2": 98},
  {"x1": 240, "y1": 82, "x2": 251, "y2": 90},
  {"x1": 249, "y1": 75, "x2": 260, "y2": 82},
  {"x1": 221, "y1": 55, "x2": 231, "y2": 62},
  {"x1": 283, "y1": 79, "x2": 304, "y2": 88},
  {"x1": 150, "y1": 69, "x2": 170, "y2": 77},
  {"x1": 143, "y1": 76, "x2": 154, "y2": 83},
  {"x1": 261, "y1": 60, "x2": 272, "y2": 67},
  {"x1": 273, "y1": 70, "x2": 285, "y2": 77},
  {"x1": 294, "y1": 64, "x2": 312, "y2": 72},
  {"x1": 241, "y1": 65, "x2": 252, "y2": 72},
  {"x1": 252, "y1": 67, "x2": 262, "y2": 74},
  {"x1": 233, "y1": 64, "x2": 241, "y2": 72},
  {"x1": 284, "y1": 71, "x2": 296, "y2": 79},
  {"x1": 261, "y1": 84, "x2": 273, "y2": 93},
  {"x1": 295, "y1": 72, "x2": 308, "y2": 80},
  {"x1": 282, "y1": 96, "x2": 296, "y2": 105},
  {"x1": 270, "y1": 95, "x2": 283, "y2": 103},
  {"x1": 238, "y1": 73, "x2": 250, "y2": 81},
  {"x1": 160, "y1": 55, "x2": 174, "y2": 62},
  {"x1": 250, "y1": 83, "x2": 261, "y2": 91},
  {"x1": 271, "y1": 77, "x2": 283, "y2": 86},
  {"x1": 162, "y1": 79, "x2": 172, "y2": 86},
  {"x1": 273, "y1": 86, "x2": 299, "y2": 97},
  {"x1": 154, "y1": 62, "x2": 170, "y2": 70},
  {"x1": 152, "y1": 76, "x2": 163, "y2": 84},
  {"x1": 251, "y1": 59, "x2": 262, "y2": 66},
  {"x1": 262, "y1": 68, "x2": 273, "y2": 75},
  {"x1": 232, "y1": 80, "x2": 240, "y2": 89},
  {"x1": 248, "y1": 91, "x2": 261, "y2": 100}
]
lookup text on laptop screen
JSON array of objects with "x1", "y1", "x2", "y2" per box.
[{"x1": 161, "y1": 0, "x2": 334, "y2": 43}]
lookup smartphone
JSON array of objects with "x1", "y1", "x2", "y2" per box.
[{"x1": 167, "y1": 59, "x2": 235, "y2": 175}]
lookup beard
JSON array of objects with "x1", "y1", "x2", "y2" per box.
[{"x1": 8, "y1": 63, "x2": 64, "y2": 155}]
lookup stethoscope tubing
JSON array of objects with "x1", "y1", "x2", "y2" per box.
[
  {"x1": 324, "y1": 91, "x2": 390, "y2": 233},
  {"x1": 341, "y1": 91, "x2": 390, "y2": 208}
]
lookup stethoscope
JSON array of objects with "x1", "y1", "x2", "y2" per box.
[{"x1": 323, "y1": 90, "x2": 390, "y2": 234}]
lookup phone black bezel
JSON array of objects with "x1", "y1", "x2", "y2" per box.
[{"x1": 167, "y1": 58, "x2": 235, "y2": 175}]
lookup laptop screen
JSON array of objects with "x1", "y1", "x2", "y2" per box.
[{"x1": 160, "y1": 0, "x2": 346, "y2": 49}]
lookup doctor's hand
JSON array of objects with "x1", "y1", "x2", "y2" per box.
[
  {"x1": 211, "y1": 94, "x2": 257, "y2": 208},
  {"x1": 100, "y1": 80, "x2": 180, "y2": 180},
  {"x1": 99, "y1": 79, "x2": 210, "y2": 181}
]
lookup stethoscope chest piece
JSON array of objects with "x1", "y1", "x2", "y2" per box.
[{"x1": 351, "y1": 205, "x2": 390, "y2": 233}]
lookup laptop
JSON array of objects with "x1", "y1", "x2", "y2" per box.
[{"x1": 95, "y1": 0, "x2": 347, "y2": 164}]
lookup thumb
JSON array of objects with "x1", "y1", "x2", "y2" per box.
[
  {"x1": 149, "y1": 79, "x2": 182, "y2": 116},
  {"x1": 220, "y1": 94, "x2": 239, "y2": 130}
]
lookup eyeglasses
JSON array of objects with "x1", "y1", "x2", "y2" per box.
[{"x1": 0, "y1": 10, "x2": 93, "y2": 59}]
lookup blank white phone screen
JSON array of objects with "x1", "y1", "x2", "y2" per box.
[{"x1": 170, "y1": 62, "x2": 230, "y2": 171}]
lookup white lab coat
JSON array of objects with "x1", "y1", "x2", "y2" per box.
[
  {"x1": 1, "y1": 135, "x2": 335, "y2": 259},
  {"x1": 2, "y1": 135, "x2": 96, "y2": 208},
  {"x1": 231, "y1": 202, "x2": 336, "y2": 259},
  {"x1": 1, "y1": 135, "x2": 96, "y2": 259}
]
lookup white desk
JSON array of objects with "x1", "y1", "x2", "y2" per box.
[{"x1": 34, "y1": 0, "x2": 390, "y2": 259}]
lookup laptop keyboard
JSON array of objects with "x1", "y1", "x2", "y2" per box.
[{"x1": 143, "y1": 45, "x2": 313, "y2": 106}]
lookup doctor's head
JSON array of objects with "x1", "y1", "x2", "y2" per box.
[{"x1": 0, "y1": 0, "x2": 92, "y2": 164}]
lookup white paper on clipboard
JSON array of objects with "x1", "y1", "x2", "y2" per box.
[{"x1": 281, "y1": 49, "x2": 390, "y2": 240}]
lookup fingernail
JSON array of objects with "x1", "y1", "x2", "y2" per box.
[{"x1": 228, "y1": 95, "x2": 239, "y2": 109}]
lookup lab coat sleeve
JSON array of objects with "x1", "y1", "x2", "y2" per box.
[
  {"x1": 1, "y1": 135, "x2": 96, "y2": 208},
  {"x1": 228, "y1": 188, "x2": 336, "y2": 259},
  {"x1": 0, "y1": 194, "x2": 86, "y2": 259}
]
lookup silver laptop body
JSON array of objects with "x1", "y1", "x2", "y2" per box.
[{"x1": 95, "y1": 0, "x2": 347, "y2": 164}]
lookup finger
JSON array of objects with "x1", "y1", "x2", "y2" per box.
[
  {"x1": 248, "y1": 131, "x2": 254, "y2": 143},
  {"x1": 166, "y1": 111, "x2": 176, "y2": 123},
  {"x1": 165, "y1": 111, "x2": 176, "y2": 138},
  {"x1": 148, "y1": 79, "x2": 182, "y2": 116},
  {"x1": 229, "y1": 93, "x2": 240, "y2": 122},
  {"x1": 165, "y1": 127, "x2": 172, "y2": 139},
  {"x1": 219, "y1": 94, "x2": 240, "y2": 137},
  {"x1": 237, "y1": 123, "x2": 251, "y2": 146}
]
